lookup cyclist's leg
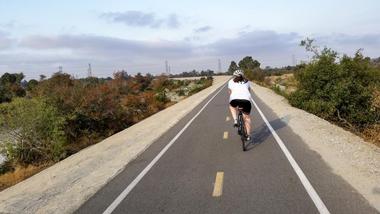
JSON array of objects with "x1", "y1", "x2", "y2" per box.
[
  {"x1": 243, "y1": 113, "x2": 251, "y2": 135},
  {"x1": 229, "y1": 100, "x2": 238, "y2": 124},
  {"x1": 242, "y1": 100, "x2": 252, "y2": 137},
  {"x1": 229, "y1": 105, "x2": 237, "y2": 121}
]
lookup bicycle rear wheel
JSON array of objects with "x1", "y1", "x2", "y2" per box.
[
  {"x1": 240, "y1": 116, "x2": 247, "y2": 151},
  {"x1": 237, "y1": 113, "x2": 243, "y2": 135}
]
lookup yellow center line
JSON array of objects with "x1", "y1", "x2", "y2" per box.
[
  {"x1": 226, "y1": 116, "x2": 230, "y2": 121},
  {"x1": 223, "y1": 131, "x2": 228, "y2": 139},
  {"x1": 212, "y1": 171, "x2": 224, "y2": 197}
]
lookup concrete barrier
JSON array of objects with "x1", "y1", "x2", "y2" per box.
[{"x1": 0, "y1": 76, "x2": 230, "y2": 214}]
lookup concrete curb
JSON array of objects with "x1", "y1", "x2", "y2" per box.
[{"x1": 0, "y1": 76, "x2": 230, "y2": 214}]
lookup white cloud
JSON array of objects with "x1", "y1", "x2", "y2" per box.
[
  {"x1": 0, "y1": 30, "x2": 14, "y2": 49},
  {"x1": 19, "y1": 34, "x2": 193, "y2": 59},
  {"x1": 100, "y1": 11, "x2": 181, "y2": 29},
  {"x1": 2, "y1": 30, "x2": 380, "y2": 79},
  {"x1": 315, "y1": 33, "x2": 380, "y2": 56},
  {"x1": 194, "y1": 26, "x2": 212, "y2": 33}
]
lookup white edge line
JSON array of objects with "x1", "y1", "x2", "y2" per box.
[
  {"x1": 102, "y1": 83, "x2": 227, "y2": 214},
  {"x1": 250, "y1": 84, "x2": 330, "y2": 214}
]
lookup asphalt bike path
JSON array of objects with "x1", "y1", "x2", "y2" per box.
[{"x1": 76, "y1": 84, "x2": 378, "y2": 214}]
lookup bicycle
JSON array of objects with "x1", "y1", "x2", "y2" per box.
[{"x1": 236, "y1": 107, "x2": 248, "y2": 151}]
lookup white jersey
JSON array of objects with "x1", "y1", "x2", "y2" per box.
[{"x1": 228, "y1": 79, "x2": 251, "y2": 102}]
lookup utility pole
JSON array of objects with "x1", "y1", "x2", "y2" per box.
[
  {"x1": 87, "y1": 63, "x2": 92, "y2": 77},
  {"x1": 218, "y1": 59, "x2": 222, "y2": 73},
  {"x1": 292, "y1": 54, "x2": 296, "y2": 66},
  {"x1": 165, "y1": 60, "x2": 169, "y2": 74}
]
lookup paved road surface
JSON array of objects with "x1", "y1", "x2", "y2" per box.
[{"x1": 76, "y1": 84, "x2": 378, "y2": 214}]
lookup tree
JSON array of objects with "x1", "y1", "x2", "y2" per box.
[
  {"x1": 300, "y1": 38, "x2": 320, "y2": 57},
  {"x1": 113, "y1": 70, "x2": 130, "y2": 80},
  {"x1": 200, "y1": 69, "x2": 214, "y2": 76},
  {"x1": 39, "y1": 74, "x2": 46, "y2": 81},
  {"x1": 238, "y1": 56, "x2": 260, "y2": 70},
  {"x1": 26, "y1": 79, "x2": 39, "y2": 91},
  {"x1": 237, "y1": 56, "x2": 263, "y2": 81},
  {"x1": 0, "y1": 73, "x2": 26, "y2": 103},
  {"x1": 30, "y1": 72, "x2": 75, "y2": 116},
  {"x1": 0, "y1": 73, "x2": 24, "y2": 85},
  {"x1": 227, "y1": 61, "x2": 239, "y2": 74},
  {"x1": 132, "y1": 73, "x2": 154, "y2": 92}
]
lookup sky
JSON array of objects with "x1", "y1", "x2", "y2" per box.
[{"x1": 0, "y1": 0, "x2": 379, "y2": 79}]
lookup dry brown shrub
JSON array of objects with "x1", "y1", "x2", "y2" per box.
[
  {"x1": 372, "y1": 88, "x2": 380, "y2": 109},
  {"x1": 0, "y1": 164, "x2": 50, "y2": 191},
  {"x1": 263, "y1": 77, "x2": 272, "y2": 86},
  {"x1": 362, "y1": 124, "x2": 380, "y2": 147}
]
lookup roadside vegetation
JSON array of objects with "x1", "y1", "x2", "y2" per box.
[
  {"x1": 289, "y1": 39, "x2": 380, "y2": 146},
  {"x1": 228, "y1": 39, "x2": 380, "y2": 146},
  {"x1": 169, "y1": 69, "x2": 215, "y2": 78},
  {"x1": 0, "y1": 71, "x2": 212, "y2": 190}
]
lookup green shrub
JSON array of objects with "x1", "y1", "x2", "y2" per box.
[
  {"x1": 0, "y1": 73, "x2": 26, "y2": 103},
  {"x1": 245, "y1": 68, "x2": 265, "y2": 82},
  {"x1": 289, "y1": 41, "x2": 380, "y2": 129},
  {"x1": 271, "y1": 85, "x2": 288, "y2": 98},
  {"x1": 0, "y1": 160, "x2": 13, "y2": 174},
  {"x1": 0, "y1": 97, "x2": 67, "y2": 165},
  {"x1": 188, "y1": 78, "x2": 213, "y2": 96},
  {"x1": 188, "y1": 86, "x2": 203, "y2": 96},
  {"x1": 155, "y1": 90, "x2": 168, "y2": 103},
  {"x1": 177, "y1": 89, "x2": 185, "y2": 96}
]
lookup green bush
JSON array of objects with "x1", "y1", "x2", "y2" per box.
[
  {"x1": 245, "y1": 68, "x2": 265, "y2": 82},
  {"x1": 0, "y1": 160, "x2": 14, "y2": 174},
  {"x1": 234, "y1": 56, "x2": 264, "y2": 82},
  {"x1": 0, "y1": 73, "x2": 26, "y2": 103},
  {"x1": 271, "y1": 85, "x2": 288, "y2": 98},
  {"x1": 177, "y1": 89, "x2": 185, "y2": 96},
  {"x1": 155, "y1": 90, "x2": 168, "y2": 103},
  {"x1": 0, "y1": 97, "x2": 67, "y2": 165},
  {"x1": 289, "y1": 42, "x2": 380, "y2": 129},
  {"x1": 188, "y1": 78, "x2": 213, "y2": 96},
  {"x1": 188, "y1": 86, "x2": 203, "y2": 96}
]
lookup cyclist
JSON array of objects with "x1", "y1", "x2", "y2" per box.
[{"x1": 228, "y1": 69, "x2": 253, "y2": 141}]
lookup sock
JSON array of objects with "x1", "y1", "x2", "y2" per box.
[{"x1": 234, "y1": 119, "x2": 237, "y2": 124}]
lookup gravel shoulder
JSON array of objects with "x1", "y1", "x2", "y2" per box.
[
  {"x1": 0, "y1": 76, "x2": 230, "y2": 214},
  {"x1": 253, "y1": 83, "x2": 380, "y2": 212}
]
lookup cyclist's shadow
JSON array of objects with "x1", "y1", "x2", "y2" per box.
[{"x1": 245, "y1": 118, "x2": 287, "y2": 151}]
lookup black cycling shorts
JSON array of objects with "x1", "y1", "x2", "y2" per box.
[{"x1": 230, "y1": 99, "x2": 251, "y2": 114}]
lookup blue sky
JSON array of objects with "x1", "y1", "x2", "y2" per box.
[{"x1": 0, "y1": 0, "x2": 379, "y2": 79}]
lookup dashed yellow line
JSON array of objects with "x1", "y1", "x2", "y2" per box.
[
  {"x1": 226, "y1": 116, "x2": 230, "y2": 121},
  {"x1": 212, "y1": 171, "x2": 224, "y2": 197},
  {"x1": 223, "y1": 131, "x2": 228, "y2": 139}
]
